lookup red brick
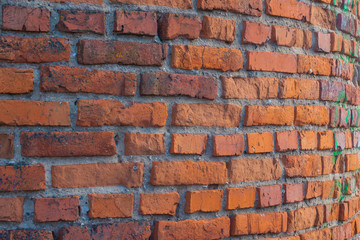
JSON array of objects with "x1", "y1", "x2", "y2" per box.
[
  {"x1": 324, "y1": 203, "x2": 340, "y2": 222},
  {"x1": 299, "y1": 130, "x2": 317, "y2": 150},
  {"x1": 231, "y1": 212, "x2": 287, "y2": 235},
  {"x1": 171, "y1": 134, "x2": 207, "y2": 155},
  {"x1": 226, "y1": 187, "x2": 255, "y2": 210},
  {"x1": 171, "y1": 45, "x2": 243, "y2": 72},
  {"x1": 2, "y1": 5, "x2": 50, "y2": 32},
  {"x1": 88, "y1": 194, "x2": 134, "y2": 218},
  {"x1": 272, "y1": 25, "x2": 298, "y2": 47},
  {"x1": 322, "y1": 155, "x2": 344, "y2": 174},
  {"x1": 265, "y1": 0, "x2": 310, "y2": 21},
  {"x1": 109, "y1": 0, "x2": 193, "y2": 9},
  {"x1": 114, "y1": 11, "x2": 157, "y2": 36},
  {"x1": 229, "y1": 158, "x2": 281, "y2": 183},
  {"x1": 332, "y1": 60, "x2": 354, "y2": 80},
  {"x1": 172, "y1": 103, "x2": 241, "y2": 127},
  {"x1": 284, "y1": 183, "x2": 304, "y2": 203},
  {"x1": 330, "y1": 107, "x2": 351, "y2": 128},
  {"x1": 345, "y1": 153, "x2": 360, "y2": 172},
  {"x1": 315, "y1": 32, "x2": 331, "y2": 52},
  {"x1": 47, "y1": 0, "x2": 102, "y2": 3},
  {"x1": 295, "y1": 105, "x2": 329, "y2": 126},
  {"x1": 124, "y1": 133, "x2": 164, "y2": 155},
  {"x1": 305, "y1": 181, "x2": 322, "y2": 199},
  {"x1": 213, "y1": 134, "x2": 244, "y2": 156},
  {"x1": 331, "y1": 32, "x2": 343, "y2": 52},
  {"x1": 197, "y1": 0, "x2": 262, "y2": 16},
  {"x1": 287, "y1": 205, "x2": 324, "y2": 232},
  {"x1": 201, "y1": 16, "x2": 235, "y2": 43},
  {"x1": 221, "y1": 77, "x2": 278, "y2": 99},
  {"x1": 247, "y1": 51, "x2": 297, "y2": 73},
  {"x1": 0, "y1": 165, "x2": 45, "y2": 192},
  {"x1": 320, "y1": 80, "x2": 345, "y2": 102},
  {"x1": 141, "y1": 72, "x2": 217, "y2": 100},
  {"x1": 300, "y1": 228, "x2": 331, "y2": 240},
  {"x1": 281, "y1": 155, "x2": 322, "y2": 177},
  {"x1": 0, "y1": 36, "x2": 70, "y2": 63},
  {"x1": 58, "y1": 226, "x2": 90, "y2": 240},
  {"x1": 150, "y1": 160, "x2": 226, "y2": 186},
  {"x1": 91, "y1": 222, "x2": 151, "y2": 240},
  {"x1": 21, "y1": 131, "x2": 116, "y2": 157},
  {"x1": 242, "y1": 21, "x2": 271, "y2": 45},
  {"x1": 247, "y1": 132, "x2": 274, "y2": 153},
  {"x1": 297, "y1": 55, "x2": 333, "y2": 75},
  {"x1": 245, "y1": 105, "x2": 294, "y2": 126},
  {"x1": 336, "y1": 13, "x2": 356, "y2": 35},
  {"x1": 41, "y1": 66, "x2": 136, "y2": 96},
  {"x1": 1, "y1": 230, "x2": 53, "y2": 240},
  {"x1": 185, "y1": 190, "x2": 223, "y2": 213},
  {"x1": 310, "y1": 5, "x2": 336, "y2": 30},
  {"x1": 0, "y1": 68, "x2": 33, "y2": 94},
  {"x1": 257, "y1": 185, "x2": 282, "y2": 208},
  {"x1": 154, "y1": 217, "x2": 230, "y2": 240},
  {"x1": 0, "y1": 101, "x2": 69, "y2": 126},
  {"x1": 77, "y1": 100, "x2": 167, "y2": 127},
  {"x1": 77, "y1": 40, "x2": 167, "y2": 66},
  {"x1": 159, "y1": 13, "x2": 201, "y2": 40},
  {"x1": 0, "y1": 134, "x2": 14, "y2": 159},
  {"x1": 139, "y1": 192, "x2": 179, "y2": 216},
  {"x1": 275, "y1": 131, "x2": 298, "y2": 152},
  {"x1": 57, "y1": 10, "x2": 104, "y2": 34},
  {"x1": 332, "y1": 223, "x2": 352, "y2": 240},
  {"x1": 346, "y1": 84, "x2": 358, "y2": 105},
  {"x1": 34, "y1": 196, "x2": 79, "y2": 222},
  {"x1": 279, "y1": 78, "x2": 319, "y2": 100},
  {"x1": 0, "y1": 197, "x2": 24, "y2": 222},
  {"x1": 52, "y1": 162, "x2": 143, "y2": 188}
]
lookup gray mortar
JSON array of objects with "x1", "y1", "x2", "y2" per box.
[{"x1": 0, "y1": 0, "x2": 360, "y2": 239}]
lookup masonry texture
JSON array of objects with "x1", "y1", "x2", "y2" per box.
[{"x1": 1, "y1": 0, "x2": 360, "y2": 239}]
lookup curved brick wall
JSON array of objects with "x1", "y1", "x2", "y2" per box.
[{"x1": 1, "y1": 0, "x2": 360, "y2": 239}]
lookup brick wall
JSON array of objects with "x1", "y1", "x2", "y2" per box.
[{"x1": 0, "y1": 0, "x2": 360, "y2": 239}]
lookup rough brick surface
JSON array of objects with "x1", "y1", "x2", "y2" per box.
[
  {"x1": 201, "y1": 16, "x2": 236, "y2": 43},
  {"x1": 247, "y1": 51, "x2": 297, "y2": 73},
  {"x1": 185, "y1": 190, "x2": 223, "y2": 213},
  {"x1": 0, "y1": 197, "x2": 24, "y2": 222},
  {"x1": 114, "y1": 11, "x2": 157, "y2": 36},
  {"x1": 88, "y1": 194, "x2": 134, "y2": 218},
  {"x1": 0, "y1": 68, "x2": 33, "y2": 94},
  {"x1": 124, "y1": 133, "x2": 164, "y2": 155},
  {"x1": 213, "y1": 134, "x2": 244, "y2": 156},
  {"x1": 139, "y1": 192, "x2": 179, "y2": 216},
  {"x1": 226, "y1": 187, "x2": 256, "y2": 210},
  {"x1": 34, "y1": 197, "x2": 79, "y2": 222},
  {"x1": 57, "y1": 10, "x2": 104, "y2": 34},
  {"x1": 171, "y1": 134, "x2": 207, "y2": 155},
  {"x1": 159, "y1": 13, "x2": 201, "y2": 40}
]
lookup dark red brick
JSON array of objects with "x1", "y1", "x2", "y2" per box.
[
  {"x1": 114, "y1": 11, "x2": 157, "y2": 36},
  {"x1": 159, "y1": 13, "x2": 201, "y2": 40},
  {"x1": 57, "y1": 10, "x2": 104, "y2": 34},
  {"x1": 0, "y1": 134, "x2": 14, "y2": 159}
]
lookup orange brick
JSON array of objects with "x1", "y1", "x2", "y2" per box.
[
  {"x1": 0, "y1": 68, "x2": 33, "y2": 94},
  {"x1": 281, "y1": 155, "x2": 322, "y2": 177},
  {"x1": 300, "y1": 228, "x2": 331, "y2": 240},
  {"x1": 171, "y1": 134, "x2": 207, "y2": 155},
  {"x1": 287, "y1": 205, "x2": 324, "y2": 232},
  {"x1": 272, "y1": 25, "x2": 297, "y2": 47},
  {"x1": 242, "y1": 21, "x2": 271, "y2": 45},
  {"x1": 297, "y1": 55, "x2": 333, "y2": 75},
  {"x1": 201, "y1": 16, "x2": 235, "y2": 43},
  {"x1": 310, "y1": 5, "x2": 336, "y2": 30},
  {"x1": 318, "y1": 131, "x2": 334, "y2": 150},
  {"x1": 34, "y1": 196, "x2": 79, "y2": 222},
  {"x1": 247, "y1": 132, "x2": 274, "y2": 153},
  {"x1": 299, "y1": 130, "x2": 317, "y2": 150},
  {"x1": 265, "y1": 0, "x2": 310, "y2": 21},
  {"x1": 247, "y1": 51, "x2": 297, "y2": 73},
  {"x1": 295, "y1": 105, "x2": 329, "y2": 126},
  {"x1": 345, "y1": 153, "x2": 360, "y2": 172},
  {"x1": 185, "y1": 190, "x2": 223, "y2": 213},
  {"x1": 109, "y1": 0, "x2": 193, "y2": 9},
  {"x1": 257, "y1": 185, "x2": 282, "y2": 208},
  {"x1": 275, "y1": 130, "x2": 298, "y2": 152},
  {"x1": 197, "y1": 0, "x2": 262, "y2": 16},
  {"x1": 226, "y1": 187, "x2": 256, "y2": 210},
  {"x1": 124, "y1": 133, "x2": 164, "y2": 155},
  {"x1": 0, "y1": 197, "x2": 24, "y2": 222},
  {"x1": 284, "y1": 183, "x2": 304, "y2": 203},
  {"x1": 212, "y1": 134, "x2": 244, "y2": 156},
  {"x1": 279, "y1": 78, "x2": 320, "y2": 100},
  {"x1": 245, "y1": 105, "x2": 294, "y2": 126},
  {"x1": 305, "y1": 181, "x2": 322, "y2": 199},
  {"x1": 139, "y1": 192, "x2": 179, "y2": 216},
  {"x1": 88, "y1": 194, "x2": 134, "y2": 218}
]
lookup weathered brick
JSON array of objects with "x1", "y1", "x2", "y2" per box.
[
  {"x1": 77, "y1": 100, "x2": 167, "y2": 127},
  {"x1": 331, "y1": 223, "x2": 352, "y2": 240},
  {"x1": 279, "y1": 78, "x2": 319, "y2": 100},
  {"x1": 77, "y1": 40, "x2": 167, "y2": 66},
  {"x1": 228, "y1": 158, "x2": 281, "y2": 183},
  {"x1": 284, "y1": 183, "x2": 304, "y2": 203},
  {"x1": 320, "y1": 80, "x2": 345, "y2": 102},
  {"x1": 275, "y1": 130, "x2": 298, "y2": 152},
  {"x1": 0, "y1": 101, "x2": 69, "y2": 126},
  {"x1": 185, "y1": 190, "x2": 223, "y2": 213},
  {"x1": 57, "y1": 10, "x2": 104, "y2": 34},
  {"x1": 318, "y1": 131, "x2": 334, "y2": 150},
  {"x1": 171, "y1": 45, "x2": 243, "y2": 72},
  {"x1": 41, "y1": 66, "x2": 136, "y2": 96},
  {"x1": 346, "y1": 84, "x2": 358, "y2": 105},
  {"x1": 21, "y1": 131, "x2": 116, "y2": 157},
  {"x1": 159, "y1": 13, "x2": 201, "y2": 40},
  {"x1": 226, "y1": 187, "x2": 256, "y2": 210},
  {"x1": 331, "y1": 32, "x2": 343, "y2": 52},
  {"x1": 295, "y1": 105, "x2": 329, "y2": 126},
  {"x1": 124, "y1": 133, "x2": 164, "y2": 155},
  {"x1": 34, "y1": 196, "x2": 79, "y2": 222},
  {"x1": 114, "y1": 11, "x2": 157, "y2": 36},
  {"x1": 0, "y1": 68, "x2": 33, "y2": 94},
  {"x1": 91, "y1": 222, "x2": 151, "y2": 240},
  {"x1": 221, "y1": 77, "x2": 278, "y2": 99},
  {"x1": 141, "y1": 72, "x2": 217, "y2": 99},
  {"x1": 281, "y1": 155, "x2": 322, "y2": 177},
  {"x1": 139, "y1": 192, "x2": 179, "y2": 216},
  {"x1": 345, "y1": 153, "x2": 360, "y2": 172},
  {"x1": 315, "y1": 32, "x2": 331, "y2": 53},
  {"x1": 336, "y1": 13, "x2": 356, "y2": 35},
  {"x1": 231, "y1": 212, "x2": 287, "y2": 235},
  {"x1": 154, "y1": 217, "x2": 230, "y2": 240},
  {"x1": 0, "y1": 134, "x2": 14, "y2": 159},
  {"x1": 88, "y1": 194, "x2": 134, "y2": 218},
  {"x1": 47, "y1": 0, "x2": 102, "y2": 3},
  {"x1": 201, "y1": 16, "x2": 235, "y2": 42},
  {"x1": 2, "y1": 5, "x2": 50, "y2": 32},
  {"x1": 300, "y1": 228, "x2": 331, "y2": 240},
  {"x1": 52, "y1": 162, "x2": 143, "y2": 188},
  {"x1": 245, "y1": 105, "x2": 294, "y2": 126},
  {"x1": 322, "y1": 155, "x2": 344, "y2": 174},
  {"x1": 150, "y1": 160, "x2": 226, "y2": 186},
  {"x1": 0, "y1": 197, "x2": 24, "y2": 222},
  {"x1": 272, "y1": 25, "x2": 299, "y2": 47},
  {"x1": 299, "y1": 130, "x2": 317, "y2": 151},
  {"x1": 171, "y1": 134, "x2": 207, "y2": 155},
  {"x1": 172, "y1": 103, "x2": 241, "y2": 127},
  {"x1": 265, "y1": 0, "x2": 310, "y2": 21},
  {"x1": 247, "y1": 132, "x2": 274, "y2": 153},
  {"x1": 0, "y1": 230, "x2": 53, "y2": 240},
  {"x1": 257, "y1": 185, "x2": 282, "y2": 208},
  {"x1": 310, "y1": 5, "x2": 336, "y2": 30},
  {"x1": 242, "y1": 21, "x2": 271, "y2": 45},
  {"x1": 287, "y1": 205, "x2": 324, "y2": 232},
  {"x1": 297, "y1": 55, "x2": 333, "y2": 76},
  {"x1": 213, "y1": 134, "x2": 244, "y2": 156},
  {"x1": 305, "y1": 181, "x2": 322, "y2": 199},
  {"x1": 197, "y1": 0, "x2": 262, "y2": 16},
  {"x1": 58, "y1": 226, "x2": 90, "y2": 240},
  {"x1": 0, "y1": 36, "x2": 70, "y2": 63},
  {"x1": 109, "y1": 0, "x2": 193, "y2": 9},
  {"x1": 247, "y1": 51, "x2": 297, "y2": 73},
  {"x1": 324, "y1": 203, "x2": 340, "y2": 222}
]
